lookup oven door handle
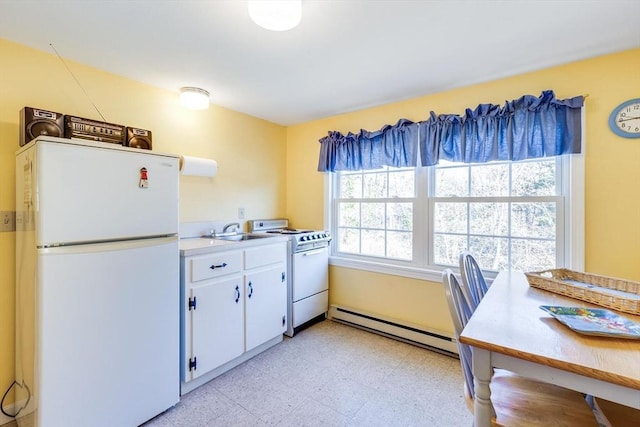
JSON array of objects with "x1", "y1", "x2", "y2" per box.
[{"x1": 299, "y1": 248, "x2": 327, "y2": 256}]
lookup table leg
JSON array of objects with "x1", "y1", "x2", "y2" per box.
[{"x1": 472, "y1": 347, "x2": 493, "y2": 427}]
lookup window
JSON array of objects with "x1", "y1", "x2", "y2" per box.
[
  {"x1": 431, "y1": 159, "x2": 561, "y2": 272},
  {"x1": 328, "y1": 155, "x2": 583, "y2": 281},
  {"x1": 335, "y1": 167, "x2": 415, "y2": 261}
]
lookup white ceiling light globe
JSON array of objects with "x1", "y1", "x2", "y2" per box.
[
  {"x1": 248, "y1": 0, "x2": 302, "y2": 31},
  {"x1": 180, "y1": 87, "x2": 210, "y2": 110}
]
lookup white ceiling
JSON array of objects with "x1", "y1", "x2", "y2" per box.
[{"x1": 1, "y1": 1, "x2": 639, "y2": 126}]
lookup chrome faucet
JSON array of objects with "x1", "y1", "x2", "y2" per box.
[
  {"x1": 203, "y1": 229, "x2": 217, "y2": 238},
  {"x1": 222, "y1": 222, "x2": 241, "y2": 234}
]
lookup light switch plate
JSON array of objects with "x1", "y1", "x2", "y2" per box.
[{"x1": 0, "y1": 211, "x2": 16, "y2": 232}]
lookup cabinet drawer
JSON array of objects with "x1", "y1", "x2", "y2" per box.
[
  {"x1": 244, "y1": 243, "x2": 287, "y2": 270},
  {"x1": 189, "y1": 251, "x2": 242, "y2": 282}
]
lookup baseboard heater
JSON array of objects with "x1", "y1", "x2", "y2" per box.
[{"x1": 328, "y1": 305, "x2": 458, "y2": 357}]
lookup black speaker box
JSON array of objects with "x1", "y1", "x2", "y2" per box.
[
  {"x1": 19, "y1": 107, "x2": 64, "y2": 146},
  {"x1": 126, "y1": 127, "x2": 152, "y2": 150}
]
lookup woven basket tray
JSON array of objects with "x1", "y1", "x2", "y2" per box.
[{"x1": 525, "y1": 268, "x2": 640, "y2": 316}]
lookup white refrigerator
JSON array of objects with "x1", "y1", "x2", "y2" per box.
[{"x1": 14, "y1": 136, "x2": 180, "y2": 427}]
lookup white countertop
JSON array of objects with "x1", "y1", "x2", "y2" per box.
[{"x1": 179, "y1": 235, "x2": 289, "y2": 257}]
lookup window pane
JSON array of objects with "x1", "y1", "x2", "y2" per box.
[
  {"x1": 511, "y1": 202, "x2": 556, "y2": 239},
  {"x1": 361, "y1": 229, "x2": 385, "y2": 256},
  {"x1": 434, "y1": 202, "x2": 467, "y2": 234},
  {"x1": 338, "y1": 202, "x2": 360, "y2": 227},
  {"x1": 512, "y1": 160, "x2": 556, "y2": 196},
  {"x1": 469, "y1": 202, "x2": 508, "y2": 236},
  {"x1": 511, "y1": 238, "x2": 555, "y2": 272},
  {"x1": 433, "y1": 233, "x2": 467, "y2": 266},
  {"x1": 361, "y1": 203, "x2": 385, "y2": 229},
  {"x1": 470, "y1": 163, "x2": 509, "y2": 197},
  {"x1": 340, "y1": 174, "x2": 362, "y2": 198},
  {"x1": 469, "y1": 236, "x2": 509, "y2": 271},
  {"x1": 387, "y1": 203, "x2": 412, "y2": 231},
  {"x1": 388, "y1": 170, "x2": 414, "y2": 197},
  {"x1": 363, "y1": 173, "x2": 387, "y2": 198},
  {"x1": 387, "y1": 231, "x2": 412, "y2": 260},
  {"x1": 434, "y1": 166, "x2": 468, "y2": 197},
  {"x1": 337, "y1": 228, "x2": 360, "y2": 254}
]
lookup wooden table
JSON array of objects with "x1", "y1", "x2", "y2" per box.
[{"x1": 459, "y1": 271, "x2": 640, "y2": 427}]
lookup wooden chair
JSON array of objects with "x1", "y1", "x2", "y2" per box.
[
  {"x1": 442, "y1": 269, "x2": 599, "y2": 426},
  {"x1": 459, "y1": 251, "x2": 489, "y2": 308},
  {"x1": 587, "y1": 394, "x2": 640, "y2": 427}
]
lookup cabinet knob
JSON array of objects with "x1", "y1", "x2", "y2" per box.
[{"x1": 282, "y1": 315, "x2": 286, "y2": 327}]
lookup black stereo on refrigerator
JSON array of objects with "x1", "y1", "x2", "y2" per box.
[
  {"x1": 19, "y1": 107, "x2": 64, "y2": 146},
  {"x1": 64, "y1": 115, "x2": 126, "y2": 145}
]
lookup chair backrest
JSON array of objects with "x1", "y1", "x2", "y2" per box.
[
  {"x1": 459, "y1": 251, "x2": 489, "y2": 309},
  {"x1": 442, "y1": 269, "x2": 475, "y2": 398}
]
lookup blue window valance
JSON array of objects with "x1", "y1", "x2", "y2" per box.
[
  {"x1": 317, "y1": 90, "x2": 584, "y2": 172},
  {"x1": 317, "y1": 118, "x2": 419, "y2": 172}
]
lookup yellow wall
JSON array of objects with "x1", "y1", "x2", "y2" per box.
[
  {"x1": 0, "y1": 38, "x2": 286, "y2": 402},
  {"x1": 287, "y1": 48, "x2": 640, "y2": 334}
]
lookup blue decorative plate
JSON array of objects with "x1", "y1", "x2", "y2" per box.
[{"x1": 539, "y1": 306, "x2": 640, "y2": 339}]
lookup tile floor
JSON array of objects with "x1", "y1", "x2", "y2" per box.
[{"x1": 143, "y1": 320, "x2": 472, "y2": 427}]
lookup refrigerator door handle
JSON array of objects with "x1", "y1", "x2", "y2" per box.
[{"x1": 38, "y1": 235, "x2": 178, "y2": 255}]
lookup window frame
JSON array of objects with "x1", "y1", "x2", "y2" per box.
[
  {"x1": 331, "y1": 166, "x2": 419, "y2": 267},
  {"x1": 325, "y1": 144, "x2": 584, "y2": 284},
  {"x1": 427, "y1": 158, "x2": 566, "y2": 272}
]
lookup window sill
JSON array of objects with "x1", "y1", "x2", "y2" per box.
[{"x1": 329, "y1": 256, "x2": 444, "y2": 283}]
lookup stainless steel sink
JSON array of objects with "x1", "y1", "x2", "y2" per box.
[{"x1": 212, "y1": 234, "x2": 271, "y2": 241}]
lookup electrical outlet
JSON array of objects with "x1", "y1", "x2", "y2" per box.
[
  {"x1": 238, "y1": 207, "x2": 245, "y2": 220},
  {"x1": 0, "y1": 211, "x2": 16, "y2": 232}
]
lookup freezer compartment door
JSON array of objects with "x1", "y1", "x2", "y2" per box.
[
  {"x1": 26, "y1": 140, "x2": 179, "y2": 245},
  {"x1": 34, "y1": 236, "x2": 179, "y2": 427}
]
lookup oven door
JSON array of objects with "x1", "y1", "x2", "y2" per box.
[{"x1": 292, "y1": 246, "x2": 329, "y2": 302}]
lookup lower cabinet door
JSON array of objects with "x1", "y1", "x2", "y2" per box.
[
  {"x1": 244, "y1": 264, "x2": 287, "y2": 351},
  {"x1": 189, "y1": 276, "x2": 244, "y2": 380}
]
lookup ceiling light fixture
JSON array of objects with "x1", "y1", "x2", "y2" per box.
[
  {"x1": 248, "y1": 0, "x2": 302, "y2": 31},
  {"x1": 179, "y1": 87, "x2": 210, "y2": 110}
]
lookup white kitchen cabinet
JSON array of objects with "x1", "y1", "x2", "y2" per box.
[
  {"x1": 189, "y1": 276, "x2": 244, "y2": 380},
  {"x1": 244, "y1": 243, "x2": 287, "y2": 351},
  {"x1": 182, "y1": 250, "x2": 243, "y2": 382},
  {"x1": 180, "y1": 240, "x2": 287, "y2": 394},
  {"x1": 245, "y1": 265, "x2": 287, "y2": 351}
]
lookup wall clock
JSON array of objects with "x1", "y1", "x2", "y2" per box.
[{"x1": 608, "y1": 98, "x2": 640, "y2": 138}]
